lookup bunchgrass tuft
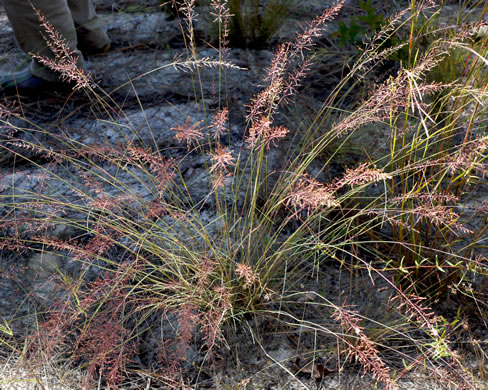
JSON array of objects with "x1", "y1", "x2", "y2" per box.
[{"x1": 0, "y1": 1, "x2": 487, "y2": 389}]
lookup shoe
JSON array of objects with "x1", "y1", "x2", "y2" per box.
[
  {"x1": 80, "y1": 41, "x2": 111, "y2": 57},
  {"x1": 0, "y1": 67, "x2": 67, "y2": 96}
]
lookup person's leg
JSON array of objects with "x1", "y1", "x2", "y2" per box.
[
  {"x1": 68, "y1": 0, "x2": 110, "y2": 54},
  {"x1": 2, "y1": 0, "x2": 84, "y2": 82}
]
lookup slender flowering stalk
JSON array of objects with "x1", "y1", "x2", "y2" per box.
[
  {"x1": 172, "y1": 55, "x2": 244, "y2": 71},
  {"x1": 210, "y1": 0, "x2": 232, "y2": 57},
  {"x1": 293, "y1": 0, "x2": 345, "y2": 57},
  {"x1": 177, "y1": 0, "x2": 197, "y2": 55},
  {"x1": 245, "y1": 0, "x2": 345, "y2": 149}
]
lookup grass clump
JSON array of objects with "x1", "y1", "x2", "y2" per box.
[
  {"x1": 165, "y1": 0, "x2": 295, "y2": 48},
  {"x1": 224, "y1": 0, "x2": 295, "y2": 48},
  {"x1": 0, "y1": 0, "x2": 487, "y2": 389}
]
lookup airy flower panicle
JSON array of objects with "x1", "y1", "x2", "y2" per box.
[
  {"x1": 210, "y1": 107, "x2": 229, "y2": 139},
  {"x1": 281, "y1": 57, "x2": 313, "y2": 103},
  {"x1": 445, "y1": 137, "x2": 488, "y2": 176},
  {"x1": 126, "y1": 143, "x2": 175, "y2": 194},
  {"x1": 211, "y1": 170, "x2": 230, "y2": 190},
  {"x1": 200, "y1": 284, "x2": 231, "y2": 356},
  {"x1": 286, "y1": 174, "x2": 338, "y2": 215},
  {"x1": 176, "y1": 301, "x2": 199, "y2": 359},
  {"x1": 246, "y1": 78, "x2": 284, "y2": 125},
  {"x1": 336, "y1": 163, "x2": 392, "y2": 188},
  {"x1": 263, "y1": 125, "x2": 289, "y2": 149},
  {"x1": 172, "y1": 116, "x2": 203, "y2": 149},
  {"x1": 411, "y1": 204, "x2": 472, "y2": 234},
  {"x1": 390, "y1": 192, "x2": 458, "y2": 205},
  {"x1": 33, "y1": 9, "x2": 93, "y2": 90},
  {"x1": 293, "y1": 0, "x2": 345, "y2": 57},
  {"x1": 178, "y1": 0, "x2": 197, "y2": 25},
  {"x1": 210, "y1": 0, "x2": 232, "y2": 51},
  {"x1": 332, "y1": 304, "x2": 392, "y2": 387},
  {"x1": 246, "y1": 117, "x2": 289, "y2": 150},
  {"x1": 210, "y1": 144, "x2": 235, "y2": 173},
  {"x1": 236, "y1": 263, "x2": 259, "y2": 289}
]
